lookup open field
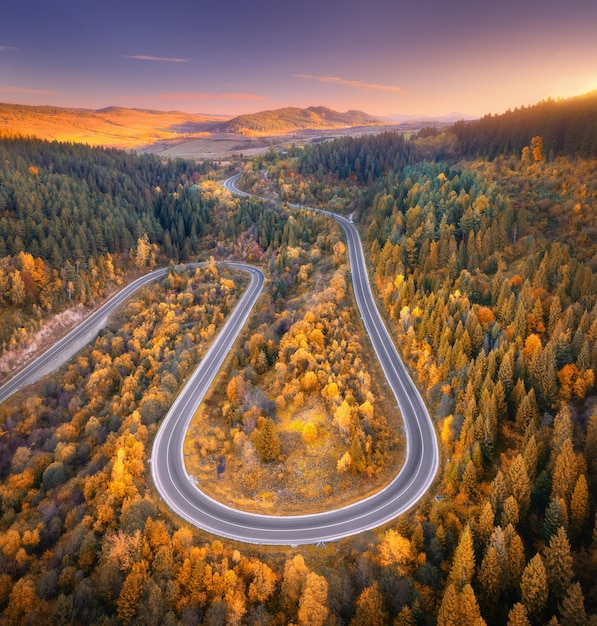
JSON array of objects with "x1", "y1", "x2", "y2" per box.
[{"x1": 139, "y1": 124, "x2": 418, "y2": 159}]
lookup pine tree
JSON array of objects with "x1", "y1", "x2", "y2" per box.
[
  {"x1": 512, "y1": 378, "x2": 527, "y2": 413},
  {"x1": 507, "y1": 533, "x2": 526, "y2": 590},
  {"x1": 585, "y1": 407, "x2": 597, "y2": 470},
  {"x1": 543, "y1": 527, "x2": 573, "y2": 600},
  {"x1": 502, "y1": 496, "x2": 520, "y2": 528},
  {"x1": 551, "y1": 408, "x2": 573, "y2": 462},
  {"x1": 490, "y1": 470, "x2": 508, "y2": 518},
  {"x1": 477, "y1": 502, "x2": 495, "y2": 545},
  {"x1": 531, "y1": 342, "x2": 559, "y2": 409},
  {"x1": 558, "y1": 582, "x2": 587, "y2": 626},
  {"x1": 118, "y1": 560, "x2": 148, "y2": 624},
  {"x1": 515, "y1": 390, "x2": 539, "y2": 433},
  {"x1": 498, "y1": 351, "x2": 514, "y2": 396},
  {"x1": 548, "y1": 296, "x2": 562, "y2": 335},
  {"x1": 523, "y1": 434, "x2": 538, "y2": 481},
  {"x1": 521, "y1": 554, "x2": 548, "y2": 618},
  {"x1": 543, "y1": 499, "x2": 567, "y2": 541},
  {"x1": 448, "y1": 525, "x2": 476, "y2": 591},
  {"x1": 569, "y1": 474, "x2": 589, "y2": 539},
  {"x1": 508, "y1": 455, "x2": 531, "y2": 517},
  {"x1": 551, "y1": 438, "x2": 580, "y2": 505},
  {"x1": 459, "y1": 584, "x2": 487, "y2": 626},
  {"x1": 350, "y1": 435, "x2": 367, "y2": 474},
  {"x1": 393, "y1": 605, "x2": 414, "y2": 626},
  {"x1": 462, "y1": 460, "x2": 478, "y2": 501},
  {"x1": 437, "y1": 583, "x2": 460, "y2": 626},
  {"x1": 350, "y1": 583, "x2": 388, "y2": 626},
  {"x1": 252, "y1": 417, "x2": 280, "y2": 463},
  {"x1": 479, "y1": 545, "x2": 503, "y2": 617},
  {"x1": 507, "y1": 602, "x2": 531, "y2": 626}
]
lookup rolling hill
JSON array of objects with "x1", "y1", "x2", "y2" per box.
[
  {"x1": 209, "y1": 106, "x2": 385, "y2": 135},
  {"x1": 0, "y1": 102, "x2": 386, "y2": 150},
  {"x1": 0, "y1": 102, "x2": 225, "y2": 149}
]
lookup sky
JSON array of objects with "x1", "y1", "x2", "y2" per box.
[{"x1": 1, "y1": 0, "x2": 596, "y2": 118}]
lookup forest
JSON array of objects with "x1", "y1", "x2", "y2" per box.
[
  {"x1": 0, "y1": 91, "x2": 596, "y2": 625},
  {"x1": 451, "y1": 90, "x2": 597, "y2": 160}
]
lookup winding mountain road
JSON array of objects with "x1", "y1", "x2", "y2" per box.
[
  {"x1": 0, "y1": 175, "x2": 439, "y2": 545},
  {"x1": 149, "y1": 176, "x2": 438, "y2": 545}
]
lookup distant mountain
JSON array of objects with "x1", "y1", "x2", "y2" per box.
[
  {"x1": 211, "y1": 106, "x2": 385, "y2": 135},
  {"x1": 452, "y1": 90, "x2": 597, "y2": 159},
  {"x1": 0, "y1": 102, "x2": 224, "y2": 148},
  {"x1": 383, "y1": 112, "x2": 477, "y2": 124}
]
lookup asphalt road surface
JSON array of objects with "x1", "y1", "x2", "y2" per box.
[{"x1": 148, "y1": 176, "x2": 439, "y2": 545}]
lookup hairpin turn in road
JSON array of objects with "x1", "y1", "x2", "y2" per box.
[{"x1": 149, "y1": 176, "x2": 439, "y2": 545}]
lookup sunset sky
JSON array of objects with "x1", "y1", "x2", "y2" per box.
[{"x1": 1, "y1": 0, "x2": 596, "y2": 118}]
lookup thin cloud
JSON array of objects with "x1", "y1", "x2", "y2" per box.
[
  {"x1": 158, "y1": 92, "x2": 266, "y2": 101},
  {"x1": 0, "y1": 86, "x2": 66, "y2": 95},
  {"x1": 295, "y1": 74, "x2": 405, "y2": 93},
  {"x1": 0, "y1": 46, "x2": 19, "y2": 51},
  {"x1": 125, "y1": 55, "x2": 190, "y2": 63}
]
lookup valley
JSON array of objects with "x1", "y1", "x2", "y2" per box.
[{"x1": 0, "y1": 91, "x2": 596, "y2": 624}]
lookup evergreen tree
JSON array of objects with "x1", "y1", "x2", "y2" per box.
[
  {"x1": 448, "y1": 525, "x2": 475, "y2": 590},
  {"x1": 507, "y1": 532, "x2": 526, "y2": 591},
  {"x1": 508, "y1": 455, "x2": 531, "y2": 517},
  {"x1": 543, "y1": 527, "x2": 573, "y2": 601},
  {"x1": 530, "y1": 343, "x2": 559, "y2": 409},
  {"x1": 502, "y1": 496, "x2": 520, "y2": 529},
  {"x1": 437, "y1": 584, "x2": 460, "y2": 626},
  {"x1": 543, "y1": 499, "x2": 568, "y2": 542},
  {"x1": 350, "y1": 583, "x2": 388, "y2": 626},
  {"x1": 521, "y1": 554, "x2": 548, "y2": 618},
  {"x1": 251, "y1": 417, "x2": 281, "y2": 463},
  {"x1": 393, "y1": 605, "x2": 414, "y2": 626},
  {"x1": 459, "y1": 584, "x2": 486, "y2": 626},
  {"x1": 117, "y1": 561, "x2": 148, "y2": 624},
  {"x1": 558, "y1": 582, "x2": 587, "y2": 626},
  {"x1": 479, "y1": 545, "x2": 502, "y2": 618},
  {"x1": 551, "y1": 438, "x2": 580, "y2": 505},
  {"x1": 507, "y1": 602, "x2": 531, "y2": 626},
  {"x1": 523, "y1": 434, "x2": 538, "y2": 482},
  {"x1": 569, "y1": 474, "x2": 589, "y2": 539}
]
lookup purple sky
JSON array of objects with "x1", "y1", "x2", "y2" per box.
[{"x1": 1, "y1": 0, "x2": 596, "y2": 117}]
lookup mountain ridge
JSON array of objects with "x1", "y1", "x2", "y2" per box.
[
  {"x1": 0, "y1": 101, "x2": 387, "y2": 147},
  {"x1": 0, "y1": 102, "x2": 225, "y2": 148},
  {"x1": 207, "y1": 105, "x2": 386, "y2": 135}
]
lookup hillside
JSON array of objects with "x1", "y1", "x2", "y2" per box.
[
  {"x1": 0, "y1": 103, "x2": 225, "y2": 149},
  {"x1": 0, "y1": 102, "x2": 386, "y2": 154},
  {"x1": 211, "y1": 105, "x2": 385, "y2": 135},
  {"x1": 452, "y1": 89, "x2": 597, "y2": 158}
]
